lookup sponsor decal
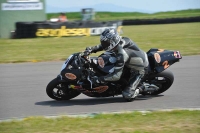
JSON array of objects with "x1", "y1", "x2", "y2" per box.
[
  {"x1": 84, "y1": 86, "x2": 108, "y2": 93},
  {"x1": 2, "y1": 2, "x2": 43, "y2": 10},
  {"x1": 7, "y1": 0, "x2": 39, "y2": 2},
  {"x1": 36, "y1": 26, "x2": 90, "y2": 37},
  {"x1": 93, "y1": 86, "x2": 109, "y2": 93},
  {"x1": 35, "y1": 26, "x2": 123, "y2": 37},
  {"x1": 65, "y1": 73, "x2": 77, "y2": 80},
  {"x1": 157, "y1": 49, "x2": 164, "y2": 52},
  {"x1": 109, "y1": 57, "x2": 117, "y2": 63},
  {"x1": 98, "y1": 57, "x2": 105, "y2": 68},
  {"x1": 154, "y1": 53, "x2": 161, "y2": 63},
  {"x1": 162, "y1": 60, "x2": 170, "y2": 69},
  {"x1": 174, "y1": 51, "x2": 181, "y2": 58}
]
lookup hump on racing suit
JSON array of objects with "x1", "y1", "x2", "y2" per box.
[{"x1": 102, "y1": 37, "x2": 149, "y2": 82}]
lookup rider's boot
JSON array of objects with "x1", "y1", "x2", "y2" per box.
[
  {"x1": 122, "y1": 72, "x2": 144, "y2": 99},
  {"x1": 137, "y1": 84, "x2": 146, "y2": 93}
]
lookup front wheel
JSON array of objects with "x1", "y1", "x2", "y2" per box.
[{"x1": 46, "y1": 78, "x2": 81, "y2": 100}]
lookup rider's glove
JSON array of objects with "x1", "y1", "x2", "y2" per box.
[{"x1": 83, "y1": 47, "x2": 92, "y2": 56}]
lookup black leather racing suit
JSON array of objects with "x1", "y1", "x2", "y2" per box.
[{"x1": 88, "y1": 37, "x2": 149, "y2": 98}]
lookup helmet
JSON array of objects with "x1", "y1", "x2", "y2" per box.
[{"x1": 100, "y1": 28, "x2": 121, "y2": 51}]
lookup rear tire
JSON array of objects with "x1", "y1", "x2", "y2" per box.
[
  {"x1": 149, "y1": 69, "x2": 174, "y2": 95},
  {"x1": 46, "y1": 78, "x2": 80, "y2": 100}
]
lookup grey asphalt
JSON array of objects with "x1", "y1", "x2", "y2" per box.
[{"x1": 0, "y1": 55, "x2": 200, "y2": 120}]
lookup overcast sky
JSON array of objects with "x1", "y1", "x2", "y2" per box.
[{"x1": 46, "y1": 0, "x2": 200, "y2": 13}]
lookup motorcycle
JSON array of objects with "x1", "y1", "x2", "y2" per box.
[{"x1": 46, "y1": 48, "x2": 182, "y2": 101}]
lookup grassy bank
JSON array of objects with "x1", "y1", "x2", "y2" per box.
[
  {"x1": 47, "y1": 9, "x2": 200, "y2": 21},
  {"x1": 0, "y1": 22, "x2": 199, "y2": 63},
  {"x1": 0, "y1": 110, "x2": 199, "y2": 133}
]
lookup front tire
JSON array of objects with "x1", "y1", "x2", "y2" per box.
[{"x1": 46, "y1": 78, "x2": 81, "y2": 100}]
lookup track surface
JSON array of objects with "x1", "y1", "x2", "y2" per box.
[{"x1": 0, "y1": 55, "x2": 200, "y2": 120}]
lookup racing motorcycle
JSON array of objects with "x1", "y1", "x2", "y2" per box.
[{"x1": 46, "y1": 48, "x2": 182, "y2": 101}]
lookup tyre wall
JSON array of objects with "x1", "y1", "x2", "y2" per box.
[
  {"x1": 15, "y1": 21, "x2": 122, "y2": 38},
  {"x1": 122, "y1": 16, "x2": 200, "y2": 25},
  {"x1": 14, "y1": 16, "x2": 200, "y2": 38}
]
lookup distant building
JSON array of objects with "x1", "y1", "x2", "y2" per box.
[{"x1": 81, "y1": 8, "x2": 95, "y2": 21}]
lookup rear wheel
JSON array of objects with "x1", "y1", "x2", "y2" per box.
[
  {"x1": 46, "y1": 78, "x2": 80, "y2": 100},
  {"x1": 148, "y1": 69, "x2": 174, "y2": 95}
]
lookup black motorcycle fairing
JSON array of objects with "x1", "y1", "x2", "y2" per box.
[
  {"x1": 61, "y1": 68, "x2": 83, "y2": 82},
  {"x1": 95, "y1": 53, "x2": 117, "y2": 74},
  {"x1": 81, "y1": 81, "x2": 124, "y2": 97},
  {"x1": 147, "y1": 48, "x2": 182, "y2": 73}
]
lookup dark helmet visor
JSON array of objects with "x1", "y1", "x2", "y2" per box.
[{"x1": 101, "y1": 40, "x2": 110, "y2": 51}]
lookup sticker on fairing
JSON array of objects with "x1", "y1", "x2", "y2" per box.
[
  {"x1": 93, "y1": 86, "x2": 109, "y2": 93},
  {"x1": 157, "y1": 49, "x2": 164, "y2": 52},
  {"x1": 98, "y1": 57, "x2": 105, "y2": 68},
  {"x1": 162, "y1": 60, "x2": 170, "y2": 69},
  {"x1": 65, "y1": 73, "x2": 77, "y2": 80},
  {"x1": 174, "y1": 51, "x2": 181, "y2": 58},
  {"x1": 109, "y1": 57, "x2": 117, "y2": 63},
  {"x1": 154, "y1": 53, "x2": 161, "y2": 63}
]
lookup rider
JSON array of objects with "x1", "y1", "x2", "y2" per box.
[{"x1": 84, "y1": 28, "x2": 149, "y2": 100}]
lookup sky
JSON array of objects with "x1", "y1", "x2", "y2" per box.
[{"x1": 46, "y1": 0, "x2": 200, "y2": 13}]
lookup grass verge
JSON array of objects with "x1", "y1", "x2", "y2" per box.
[
  {"x1": 0, "y1": 110, "x2": 199, "y2": 133},
  {"x1": 0, "y1": 22, "x2": 200, "y2": 63}
]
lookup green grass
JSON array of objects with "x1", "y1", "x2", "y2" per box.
[
  {"x1": 0, "y1": 22, "x2": 199, "y2": 63},
  {"x1": 47, "y1": 9, "x2": 200, "y2": 21},
  {"x1": 0, "y1": 110, "x2": 199, "y2": 133}
]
